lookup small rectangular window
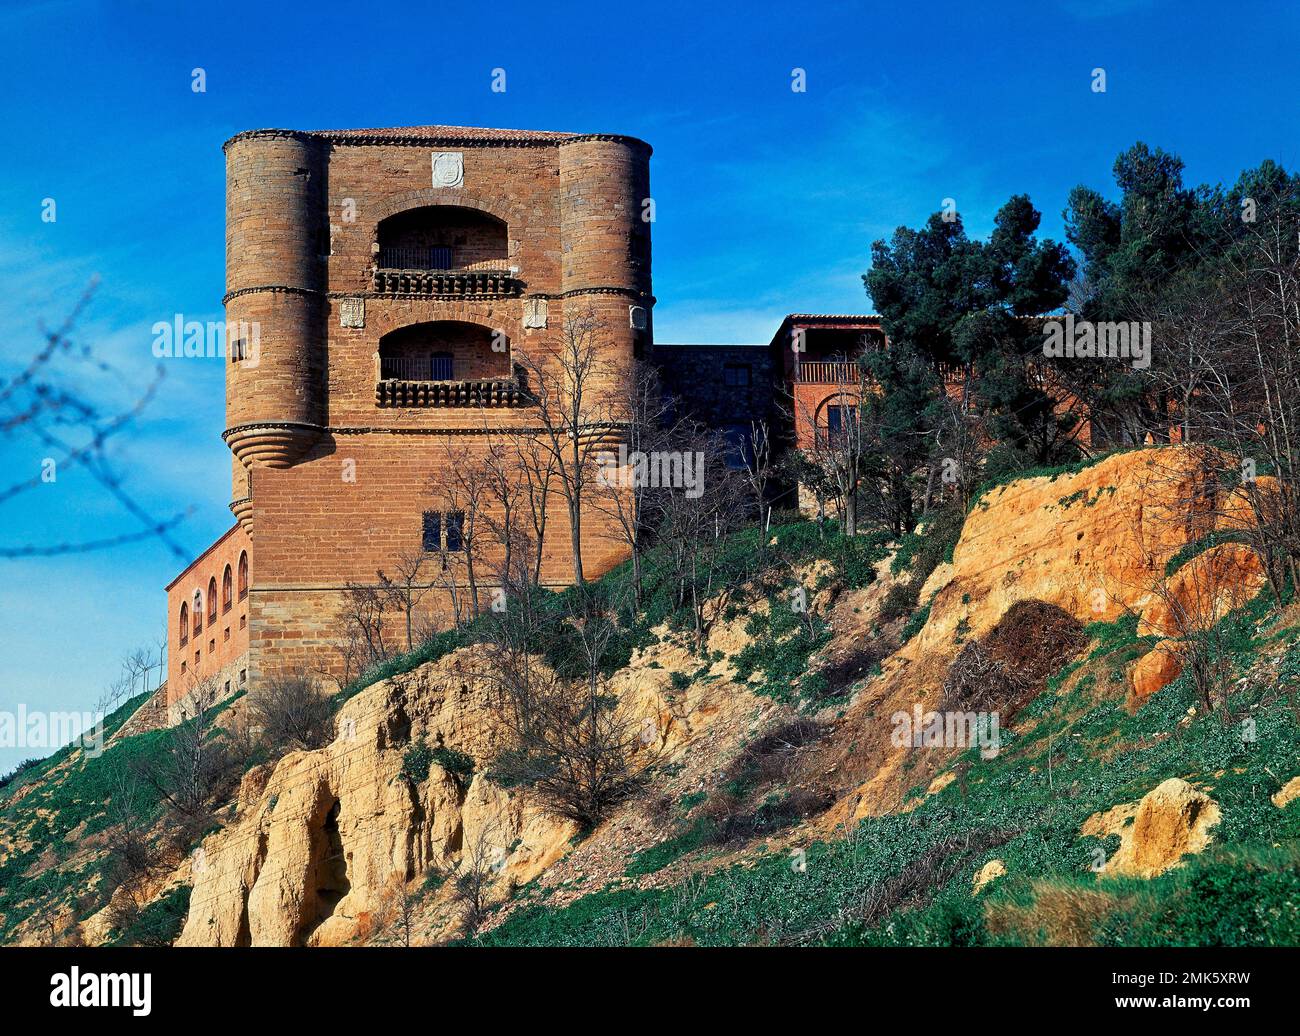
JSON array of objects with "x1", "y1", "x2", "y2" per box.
[
  {"x1": 181, "y1": 661, "x2": 187, "y2": 674},
  {"x1": 240, "y1": 615, "x2": 246, "y2": 630},
  {"x1": 826, "y1": 405, "x2": 857, "y2": 436},
  {"x1": 225, "y1": 680, "x2": 231, "y2": 695},
  {"x1": 445, "y1": 511, "x2": 465, "y2": 552},
  {"x1": 723, "y1": 363, "x2": 752, "y2": 387},
  {"x1": 224, "y1": 628, "x2": 231, "y2": 642},
  {"x1": 239, "y1": 669, "x2": 247, "y2": 684},
  {"x1": 208, "y1": 638, "x2": 215, "y2": 653},
  {"x1": 422, "y1": 510, "x2": 442, "y2": 552}
]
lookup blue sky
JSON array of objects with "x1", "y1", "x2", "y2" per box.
[{"x1": 1, "y1": 0, "x2": 1296, "y2": 772}]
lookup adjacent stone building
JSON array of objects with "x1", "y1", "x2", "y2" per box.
[{"x1": 653, "y1": 342, "x2": 776, "y2": 468}]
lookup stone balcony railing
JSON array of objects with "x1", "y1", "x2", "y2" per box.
[
  {"x1": 371, "y1": 267, "x2": 523, "y2": 297},
  {"x1": 375, "y1": 377, "x2": 532, "y2": 408}
]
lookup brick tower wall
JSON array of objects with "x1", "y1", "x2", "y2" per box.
[{"x1": 223, "y1": 128, "x2": 652, "y2": 684}]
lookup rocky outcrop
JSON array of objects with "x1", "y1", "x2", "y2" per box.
[
  {"x1": 1138, "y1": 543, "x2": 1266, "y2": 638},
  {"x1": 1129, "y1": 639, "x2": 1184, "y2": 701},
  {"x1": 913, "y1": 450, "x2": 1258, "y2": 654},
  {"x1": 1272, "y1": 776, "x2": 1300, "y2": 809},
  {"x1": 178, "y1": 649, "x2": 578, "y2": 946},
  {"x1": 972, "y1": 859, "x2": 1006, "y2": 895},
  {"x1": 835, "y1": 449, "x2": 1267, "y2": 824},
  {"x1": 1082, "y1": 778, "x2": 1220, "y2": 878}
]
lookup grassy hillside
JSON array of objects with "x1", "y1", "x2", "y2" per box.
[
  {"x1": 475, "y1": 596, "x2": 1300, "y2": 946},
  {"x1": 6, "y1": 452, "x2": 1300, "y2": 947}
]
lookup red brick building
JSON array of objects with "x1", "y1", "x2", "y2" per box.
[
  {"x1": 766, "y1": 314, "x2": 887, "y2": 451},
  {"x1": 166, "y1": 123, "x2": 652, "y2": 706},
  {"x1": 164, "y1": 523, "x2": 252, "y2": 717}
]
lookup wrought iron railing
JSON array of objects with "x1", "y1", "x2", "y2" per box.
[
  {"x1": 376, "y1": 245, "x2": 453, "y2": 270},
  {"x1": 380, "y1": 355, "x2": 456, "y2": 381}
]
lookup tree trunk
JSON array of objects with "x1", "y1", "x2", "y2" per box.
[{"x1": 569, "y1": 499, "x2": 585, "y2": 583}]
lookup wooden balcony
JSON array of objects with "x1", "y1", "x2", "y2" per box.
[{"x1": 793, "y1": 360, "x2": 860, "y2": 384}]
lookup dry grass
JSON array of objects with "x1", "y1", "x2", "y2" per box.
[{"x1": 985, "y1": 880, "x2": 1119, "y2": 946}]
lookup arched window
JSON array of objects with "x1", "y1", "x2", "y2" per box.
[
  {"x1": 179, "y1": 602, "x2": 189, "y2": 645},
  {"x1": 238, "y1": 551, "x2": 248, "y2": 599},
  {"x1": 207, "y1": 578, "x2": 218, "y2": 623},
  {"x1": 192, "y1": 590, "x2": 203, "y2": 634},
  {"x1": 375, "y1": 205, "x2": 507, "y2": 272},
  {"x1": 377, "y1": 321, "x2": 509, "y2": 382},
  {"x1": 222, "y1": 565, "x2": 233, "y2": 612}
]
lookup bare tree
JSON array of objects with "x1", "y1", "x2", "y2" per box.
[
  {"x1": 926, "y1": 392, "x2": 985, "y2": 513},
  {"x1": 738, "y1": 417, "x2": 777, "y2": 536},
  {"x1": 435, "y1": 439, "x2": 493, "y2": 620},
  {"x1": 591, "y1": 360, "x2": 675, "y2": 606},
  {"x1": 792, "y1": 360, "x2": 874, "y2": 536},
  {"x1": 649, "y1": 427, "x2": 750, "y2": 650},
  {"x1": 378, "y1": 549, "x2": 437, "y2": 653},
  {"x1": 439, "y1": 822, "x2": 503, "y2": 939},
  {"x1": 514, "y1": 309, "x2": 624, "y2": 584},
  {"x1": 467, "y1": 582, "x2": 649, "y2": 827},
  {"x1": 477, "y1": 436, "x2": 533, "y2": 592},
  {"x1": 377, "y1": 873, "x2": 422, "y2": 947},
  {"x1": 510, "y1": 433, "x2": 560, "y2": 586},
  {"x1": 0, "y1": 282, "x2": 190, "y2": 559},
  {"x1": 1141, "y1": 202, "x2": 1300, "y2": 599},
  {"x1": 333, "y1": 583, "x2": 395, "y2": 684},
  {"x1": 245, "y1": 670, "x2": 334, "y2": 751},
  {"x1": 99, "y1": 767, "x2": 168, "y2": 922},
  {"x1": 130, "y1": 675, "x2": 233, "y2": 835}
]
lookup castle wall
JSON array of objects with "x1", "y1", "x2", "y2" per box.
[{"x1": 164, "y1": 523, "x2": 252, "y2": 716}]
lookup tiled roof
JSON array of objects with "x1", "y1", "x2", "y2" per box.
[
  {"x1": 223, "y1": 125, "x2": 651, "y2": 152},
  {"x1": 311, "y1": 124, "x2": 577, "y2": 140},
  {"x1": 783, "y1": 313, "x2": 883, "y2": 322}
]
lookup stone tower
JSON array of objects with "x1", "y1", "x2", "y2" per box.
[{"x1": 219, "y1": 124, "x2": 652, "y2": 682}]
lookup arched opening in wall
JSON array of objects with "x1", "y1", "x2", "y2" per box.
[
  {"x1": 378, "y1": 321, "x2": 511, "y2": 383},
  {"x1": 222, "y1": 565, "x2": 233, "y2": 612},
  {"x1": 207, "y1": 577, "x2": 218, "y2": 624},
  {"x1": 238, "y1": 551, "x2": 248, "y2": 600},
  {"x1": 192, "y1": 590, "x2": 203, "y2": 635},
  {"x1": 815, "y1": 393, "x2": 861, "y2": 449},
  {"x1": 179, "y1": 602, "x2": 189, "y2": 646},
  {"x1": 375, "y1": 205, "x2": 508, "y2": 272}
]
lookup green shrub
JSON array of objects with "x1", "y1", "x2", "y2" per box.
[
  {"x1": 430, "y1": 746, "x2": 476, "y2": 792},
  {"x1": 105, "y1": 885, "x2": 191, "y2": 947},
  {"x1": 401, "y1": 738, "x2": 435, "y2": 783}
]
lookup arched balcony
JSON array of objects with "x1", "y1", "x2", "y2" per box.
[
  {"x1": 372, "y1": 206, "x2": 521, "y2": 297},
  {"x1": 375, "y1": 321, "x2": 529, "y2": 408}
]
